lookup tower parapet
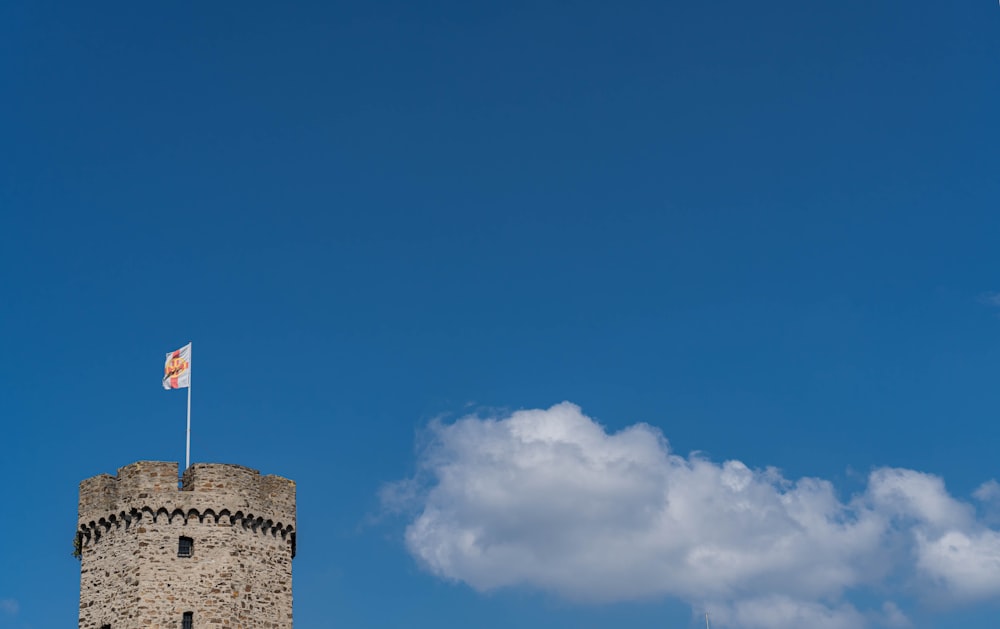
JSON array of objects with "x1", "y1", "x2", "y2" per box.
[{"x1": 77, "y1": 461, "x2": 296, "y2": 628}]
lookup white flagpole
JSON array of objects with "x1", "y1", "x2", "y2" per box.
[{"x1": 185, "y1": 342, "x2": 192, "y2": 470}]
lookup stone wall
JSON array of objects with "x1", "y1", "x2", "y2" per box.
[{"x1": 78, "y1": 461, "x2": 296, "y2": 629}]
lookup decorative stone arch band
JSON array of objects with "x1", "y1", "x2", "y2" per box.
[{"x1": 77, "y1": 506, "x2": 297, "y2": 557}]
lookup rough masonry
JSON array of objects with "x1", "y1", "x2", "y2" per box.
[{"x1": 77, "y1": 461, "x2": 296, "y2": 628}]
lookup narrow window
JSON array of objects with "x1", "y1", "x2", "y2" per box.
[
  {"x1": 182, "y1": 612, "x2": 193, "y2": 629},
  {"x1": 101, "y1": 625, "x2": 111, "y2": 629},
  {"x1": 178, "y1": 536, "x2": 193, "y2": 558}
]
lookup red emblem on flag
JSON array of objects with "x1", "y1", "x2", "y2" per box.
[{"x1": 163, "y1": 343, "x2": 192, "y2": 389}]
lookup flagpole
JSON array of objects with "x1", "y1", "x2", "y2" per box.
[{"x1": 185, "y1": 342, "x2": 192, "y2": 471}]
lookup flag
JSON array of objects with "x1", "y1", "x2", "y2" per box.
[{"x1": 163, "y1": 343, "x2": 191, "y2": 389}]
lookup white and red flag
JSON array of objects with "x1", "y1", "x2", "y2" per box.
[{"x1": 163, "y1": 343, "x2": 192, "y2": 389}]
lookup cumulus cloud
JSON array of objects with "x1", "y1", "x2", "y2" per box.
[{"x1": 383, "y1": 402, "x2": 1000, "y2": 628}]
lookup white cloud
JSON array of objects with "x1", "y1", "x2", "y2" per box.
[
  {"x1": 706, "y1": 596, "x2": 865, "y2": 629},
  {"x1": 972, "y1": 479, "x2": 1000, "y2": 526},
  {"x1": 973, "y1": 479, "x2": 1000, "y2": 503},
  {"x1": 972, "y1": 478, "x2": 1000, "y2": 525},
  {"x1": 915, "y1": 529, "x2": 1000, "y2": 601},
  {"x1": 384, "y1": 402, "x2": 1000, "y2": 628},
  {"x1": 878, "y1": 601, "x2": 910, "y2": 628},
  {"x1": 867, "y1": 467, "x2": 973, "y2": 530}
]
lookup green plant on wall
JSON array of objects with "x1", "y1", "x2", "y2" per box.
[{"x1": 72, "y1": 533, "x2": 82, "y2": 560}]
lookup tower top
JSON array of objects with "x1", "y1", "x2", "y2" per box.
[{"x1": 79, "y1": 460, "x2": 295, "y2": 532}]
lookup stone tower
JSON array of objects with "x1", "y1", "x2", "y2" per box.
[{"x1": 77, "y1": 461, "x2": 296, "y2": 628}]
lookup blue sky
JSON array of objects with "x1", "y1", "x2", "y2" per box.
[{"x1": 2, "y1": 1, "x2": 999, "y2": 627}]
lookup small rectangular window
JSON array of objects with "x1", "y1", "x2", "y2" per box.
[
  {"x1": 178, "y1": 536, "x2": 193, "y2": 558},
  {"x1": 101, "y1": 625, "x2": 111, "y2": 629},
  {"x1": 182, "y1": 611, "x2": 193, "y2": 629}
]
